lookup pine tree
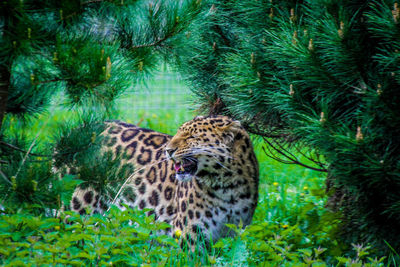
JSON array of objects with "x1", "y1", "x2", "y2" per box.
[
  {"x1": 0, "y1": 0, "x2": 201, "y2": 214},
  {"x1": 174, "y1": 0, "x2": 400, "y2": 250}
]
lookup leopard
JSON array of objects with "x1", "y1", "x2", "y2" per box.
[{"x1": 70, "y1": 115, "x2": 259, "y2": 245}]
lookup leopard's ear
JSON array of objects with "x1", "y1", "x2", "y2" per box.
[
  {"x1": 193, "y1": 116, "x2": 205, "y2": 121},
  {"x1": 220, "y1": 120, "x2": 242, "y2": 131},
  {"x1": 230, "y1": 120, "x2": 242, "y2": 130},
  {"x1": 219, "y1": 120, "x2": 243, "y2": 145}
]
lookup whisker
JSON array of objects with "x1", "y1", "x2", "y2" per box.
[
  {"x1": 186, "y1": 148, "x2": 233, "y2": 159},
  {"x1": 195, "y1": 147, "x2": 232, "y2": 155},
  {"x1": 207, "y1": 155, "x2": 230, "y2": 171},
  {"x1": 109, "y1": 158, "x2": 169, "y2": 210},
  {"x1": 176, "y1": 151, "x2": 231, "y2": 171},
  {"x1": 186, "y1": 156, "x2": 198, "y2": 163},
  {"x1": 182, "y1": 150, "x2": 232, "y2": 158},
  {"x1": 196, "y1": 143, "x2": 229, "y2": 149}
]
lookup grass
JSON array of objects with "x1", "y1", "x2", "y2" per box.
[{"x1": 1, "y1": 68, "x2": 388, "y2": 266}]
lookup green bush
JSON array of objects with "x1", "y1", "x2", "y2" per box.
[
  {"x1": 0, "y1": 182, "x2": 388, "y2": 266},
  {"x1": 0, "y1": 206, "x2": 178, "y2": 266},
  {"x1": 214, "y1": 186, "x2": 386, "y2": 266}
]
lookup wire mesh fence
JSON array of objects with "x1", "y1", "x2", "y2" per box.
[
  {"x1": 8, "y1": 65, "x2": 196, "y2": 139},
  {"x1": 118, "y1": 68, "x2": 192, "y2": 111},
  {"x1": 116, "y1": 65, "x2": 196, "y2": 134}
]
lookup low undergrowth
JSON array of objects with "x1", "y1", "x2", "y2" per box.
[
  {"x1": 0, "y1": 205, "x2": 219, "y2": 266},
  {"x1": 0, "y1": 183, "x2": 388, "y2": 266}
]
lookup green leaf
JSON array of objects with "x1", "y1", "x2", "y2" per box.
[
  {"x1": 74, "y1": 252, "x2": 95, "y2": 260},
  {"x1": 11, "y1": 232, "x2": 22, "y2": 241},
  {"x1": 298, "y1": 248, "x2": 312, "y2": 257},
  {"x1": 56, "y1": 175, "x2": 83, "y2": 204},
  {"x1": 336, "y1": 256, "x2": 350, "y2": 264},
  {"x1": 100, "y1": 235, "x2": 118, "y2": 243},
  {"x1": 213, "y1": 240, "x2": 225, "y2": 249}
]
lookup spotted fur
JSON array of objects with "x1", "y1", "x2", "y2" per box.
[{"x1": 70, "y1": 115, "x2": 259, "y2": 243}]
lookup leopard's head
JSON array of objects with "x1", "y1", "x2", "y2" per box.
[{"x1": 165, "y1": 115, "x2": 245, "y2": 182}]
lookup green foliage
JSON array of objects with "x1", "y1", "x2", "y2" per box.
[
  {"x1": 54, "y1": 38, "x2": 136, "y2": 107},
  {"x1": 0, "y1": 166, "x2": 388, "y2": 266},
  {"x1": 1, "y1": 0, "x2": 202, "y2": 117},
  {"x1": 53, "y1": 117, "x2": 107, "y2": 169},
  {"x1": 0, "y1": 112, "x2": 125, "y2": 213},
  {"x1": 0, "y1": 206, "x2": 178, "y2": 266},
  {"x1": 0, "y1": 0, "x2": 203, "y2": 219},
  {"x1": 213, "y1": 179, "x2": 386, "y2": 266},
  {"x1": 0, "y1": 129, "x2": 75, "y2": 214},
  {"x1": 53, "y1": 116, "x2": 132, "y2": 203},
  {"x1": 174, "y1": 0, "x2": 400, "y2": 251}
]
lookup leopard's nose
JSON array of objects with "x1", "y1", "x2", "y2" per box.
[{"x1": 165, "y1": 148, "x2": 177, "y2": 158}]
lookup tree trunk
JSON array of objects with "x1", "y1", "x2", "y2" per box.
[
  {"x1": 0, "y1": 12, "x2": 10, "y2": 133},
  {"x1": 0, "y1": 65, "x2": 10, "y2": 132}
]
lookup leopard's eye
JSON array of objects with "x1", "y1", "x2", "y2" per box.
[{"x1": 187, "y1": 134, "x2": 199, "y2": 140}]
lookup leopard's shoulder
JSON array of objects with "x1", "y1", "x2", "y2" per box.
[{"x1": 102, "y1": 120, "x2": 172, "y2": 166}]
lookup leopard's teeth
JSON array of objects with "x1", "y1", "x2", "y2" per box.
[
  {"x1": 176, "y1": 160, "x2": 185, "y2": 171},
  {"x1": 177, "y1": 161, "x2": 185, "y2": 172}
]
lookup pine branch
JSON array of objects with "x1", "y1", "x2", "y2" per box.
[
  {"x1": 131, "y1": 22, "x2": 179, "y2": 50},
  {"x1": 81, "y1": 0, "x2": 104, "y2": 5},
  {"x1": 131, "y1": 36, "x2": 172, "y2": 50},
  {"x1": 0, "y1": 169, "x2": 11, "y2": 185},
  {"x1": 0, "y1": 141, "x2": 53, "y2": 158},
  {"x1": 249, "y1": 129, "x2": 291, "y2": 139},
  {"x1": 293, "y1": 145, "x2": 326, "y2": 170},
  {"x1": 14, "y1": 119, "x2": 49, "y2": 179},
  {"x1": 213, "y1": 24, "x2": 232, "y2": 48},
  {"x1": 0, "y1": 58, "x2": 10, "y2": 133},
  {"x1": 262, "y1": 137, "x2": 327, "y2": 172},
  {"x1": 0, "y1": 15, "x2": 10, "y2": 113},
  {"x1": 32, "y1": 78, "x2": 67, "y2": 86},
  {"x1": 63, "y1": 0, "x2": 106, "y2": 20}
]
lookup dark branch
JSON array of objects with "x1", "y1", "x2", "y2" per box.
[
  {"x1": 249, "y1": 129, "x2": 291, "y2": 139},
  {"x1": 131, "y1": 34, "x2": 173, "y2": 50},
  {"x1": 0, "y1": 141, "x2": 52, "y2": 158},
  {"x1": 0, "y1": 169, "x2": 11, "y2": 185},
  {"x1": 33, "y1": 78, "x2": 66, "y2": 86},
  {"x1": 262, "y1": 137, "x2": 328, "y2": 172},
  {"x1": 293, "y1": 145, "x2": 326, "y2": 170}
]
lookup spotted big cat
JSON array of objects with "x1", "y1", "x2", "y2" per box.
[{"x1": 69, "y1": 115, "x2": 259, "y2": 244}]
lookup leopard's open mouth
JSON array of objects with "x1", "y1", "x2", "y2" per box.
[{"x1": 174, "y1": 157, "x2": 198, "y2": 178}]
